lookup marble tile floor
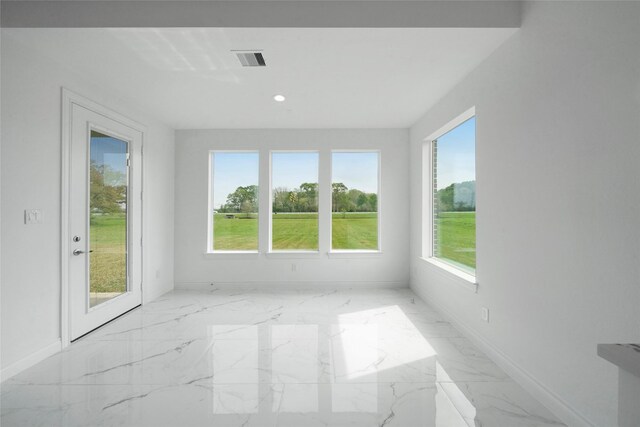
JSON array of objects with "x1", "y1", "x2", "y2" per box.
[{"x1": 1, "y1": 288, "x2": 565, "y2": 427}]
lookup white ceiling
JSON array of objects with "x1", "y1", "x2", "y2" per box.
[{"x1": 5, "y1": 28, "x2": 516, "y2": 128}]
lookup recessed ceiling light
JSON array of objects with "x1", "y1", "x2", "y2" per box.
[{"x1": 273, "y1": 94, "x2": 286, "y2": 102}]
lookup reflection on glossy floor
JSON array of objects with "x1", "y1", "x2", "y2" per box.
[{"x1": 1, "y1": 288, "x2": 564, "y2": 426}]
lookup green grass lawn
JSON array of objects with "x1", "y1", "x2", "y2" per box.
[
  {"x1": 435, "y1": 211, "x2": 476, "y2": 272},
  {"x1": 212, "y1": 212, "x2": 378, "y2": 250},
  {"x1": 272, "y1": 213, "x2": 319, "y2": 250},
  {"x1": 331, "y1": 213, "x2": 378, "y2": 250},
  {"x1": 90, "y1": 212, "x2": 473, "y2": 291},
  {"x1": 90, "y1": 213, "x2": 127, "y2": 294},
  {"x1": 213, "y1": 213, "x2": 259, "y2": 250}
]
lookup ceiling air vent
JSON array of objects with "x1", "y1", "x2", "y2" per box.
[{"x1": 234, "y1": 51, "x2": 266, "y2": 67}]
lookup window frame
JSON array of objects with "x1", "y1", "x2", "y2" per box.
[
  {"x1": 268, "y1": 150, "x2": 321, "y2": 254},
  {"x1": 208, "y1": 150, "x2": 261, "y2": 254},
  {"x1": 422, "y1": 107, "x2": 477, "y2": 285},
  {"x1": 329, "y1": 149, "x2": 382, "y2": 254}
]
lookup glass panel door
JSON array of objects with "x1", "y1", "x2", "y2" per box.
[
  {"x1": 89, "y1": 130, "x2": 129, "y2": 308},
  {"x1": 69, "y1": 99, "x2": 142, "y2": 341}
]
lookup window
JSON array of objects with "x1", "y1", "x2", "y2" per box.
[
  {"x1": 429, "y1": 114, "x2": 476, "y2": 275},
  {"x1": 89, "y1": 131, "x2": 128, "y2": 307},
  {"x1": 271, "y1": 152, "x2": 319, "y2": 251},
  {"x1": 209, "y1": 151, "x2": 259, "y2": 252},
  {"x1": 331, "y1": 152, "x2": 379, "y2": 251}
]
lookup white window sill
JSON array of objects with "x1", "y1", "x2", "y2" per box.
[
  {"x1": 327, "y1": 251, "x2": 383, "y2": 259},
  {"x1": 420, "y1": 257, "x2": 478, "y2": 293},
  {"x1": 204, "y1": 251, "x2": 260, "y2": 259},
  {"x1": 265, "y1": 251, "x2": 321, "y2": 259}
]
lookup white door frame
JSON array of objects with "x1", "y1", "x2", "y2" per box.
[{"x1": 61, "y1": 88, "x2": 146, "y2": 347}]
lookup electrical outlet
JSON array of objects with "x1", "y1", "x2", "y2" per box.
[
  {"x1": 24, "y1": 209, "x2": 43, "y2": 224},
  {"x1": 291, "y1": 263, "x2": 297, "y2": 272},
  {"x1": 481, "y1": 307, "x2": 490, "y2": 322}
]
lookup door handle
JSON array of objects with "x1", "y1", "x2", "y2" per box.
[{"x1": 73, "y1": 249, "x2": 93, "y2": 256}]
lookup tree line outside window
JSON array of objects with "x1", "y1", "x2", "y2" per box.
[{"x1": 216, "y1": 182, "x2": 378, "y2": 215}]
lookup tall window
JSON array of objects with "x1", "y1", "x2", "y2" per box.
[
  {"x1": 431, "y1": 116, "x2": 476, "y2": 274},
  {"x1": 271, "y1": 152, "x2": 319, "y2": 251},
  {"x1": 210, "y1": 151, "x2": 259, "y2": 252},
  {"x1": 331, "y1": 152, "x2": 379, "y2": 251}
]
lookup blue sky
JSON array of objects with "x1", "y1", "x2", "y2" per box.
[
  {"x1": 90, "y1": 132, "x2": 128, "y2": 185},
  {"x1": 272, "y1": 152, "x2": 319, "y2": 190},
  {"x1": 436, "y1": 117, "x2": 476, "y2": 189},
  {"x1": 211, "y1": 151, "x2": 379, "y2": 209},
  {"x1": 212, "y1": 152, "x2": 259, "y2": 209},
  {"x1": 332, "y1": 152, "x2": 378, "y2": 193}
]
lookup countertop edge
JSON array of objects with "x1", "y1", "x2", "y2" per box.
[{"x1": 598, "y1": 343, "x2": 640, "y2": 378}]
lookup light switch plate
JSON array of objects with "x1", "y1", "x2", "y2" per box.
[{"x1": 24, "y1": 209, "x2": 43, "y2": 224}]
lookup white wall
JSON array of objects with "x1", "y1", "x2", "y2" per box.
[
  {"x1": 175, "y1": 129, "x2": 409, "y2": 288},
  {"x1": 409, "y1": 2, "x2": 640, "y2": 426},
  {"x1": 1, "y1": 32, "x2": 175, "y2": 375}
]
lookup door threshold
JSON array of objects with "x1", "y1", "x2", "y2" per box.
[{"x1": 71, "y1": 304, "x2": 141, "y2": 342}]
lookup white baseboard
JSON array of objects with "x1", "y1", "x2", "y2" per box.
[
  {"x1": 1, "y1": 339, "x2": 62, "y2": 383},
  {"x1": 410, "y1": 283, "x2": 594, "y2": 427},
  {"x1": 176, "y1": 280, "x2": 408, "y2": 290}
]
